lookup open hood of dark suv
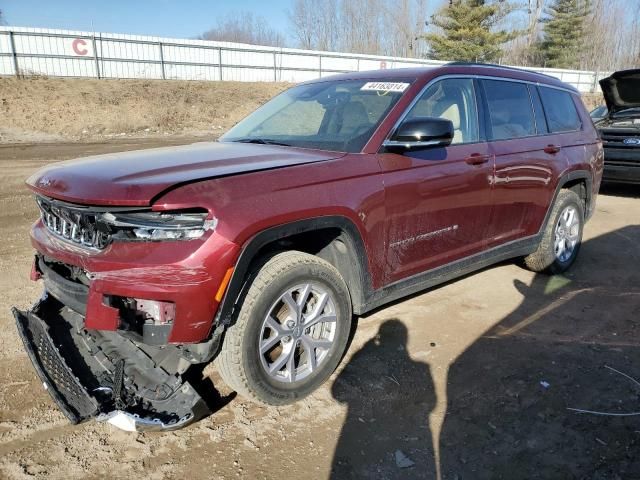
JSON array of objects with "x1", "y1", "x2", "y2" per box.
[
  {"x1": 27, "y1": 141, "x2": 345, "y2": 206},
  {"x1": 600, "y1": 69, "x2": 640, "y2": 114}
]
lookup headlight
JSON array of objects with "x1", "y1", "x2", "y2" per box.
[{"x1": 101, "y1": 211, "x2": 217, "y2": 242}]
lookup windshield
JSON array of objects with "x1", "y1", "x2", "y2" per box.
[{"x1": 220, "y1": 79, "x2": 412, "y2": 153}]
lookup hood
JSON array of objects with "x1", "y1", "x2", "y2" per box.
[
  {"x1": 27, "y1": 141, "x2": 345, "y2": 206},
  {"x1": 600, "y1": 69, "x2": 640, "y2": 114}
]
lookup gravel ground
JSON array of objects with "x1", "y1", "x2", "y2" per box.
[{"x1": 0, "y1": 139, "x2": 638, "y2": 479}]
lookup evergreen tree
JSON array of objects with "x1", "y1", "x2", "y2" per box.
[
  {"x1": 424, "y1": 0, "x2": 518, "y2": 62},
  {"x1": 537, "y1": 0, "x2": 591, "y2": 68}
]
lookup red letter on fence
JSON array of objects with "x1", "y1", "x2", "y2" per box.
[{"x1": 72, "y1": 38, "x2": 88, "y2": 56}]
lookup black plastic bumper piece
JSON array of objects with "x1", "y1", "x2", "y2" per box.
[
  {"x1": 12, "y1": 306, "x2": 99, "y2": 423},
  {"x1": 38, "y1": 256, "x2": 88, "y2": 315},
  {"x1": 13, "y1": 297, "x2": 211, "y2": 431}
]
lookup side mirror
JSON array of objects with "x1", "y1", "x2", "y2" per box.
[{"x1": 383, "y1": 117, "x2": 454, "y2": 151}]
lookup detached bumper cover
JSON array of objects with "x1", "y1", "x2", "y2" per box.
[
  {"x1": 12, "y1": 299, "x2": 210, "y2": 431},
  {"x1": 13, "y1": 306, "x2": 98, "y2": 423}
]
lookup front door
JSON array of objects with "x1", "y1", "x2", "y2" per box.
[{"x1": 378, "y1": 78, "x2": 494, "y2": 284}]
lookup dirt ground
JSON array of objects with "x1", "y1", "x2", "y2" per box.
[
  {"x1": 0, "y1": 78, "x2": 290, "y2": 143},
  {"x1": 0, "y1": 139, "x2": 639, "y2": 479}
]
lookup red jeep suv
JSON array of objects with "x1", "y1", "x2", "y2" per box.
[{"x1": 13, "y1": 63, "x2": 603, "y2": 431}]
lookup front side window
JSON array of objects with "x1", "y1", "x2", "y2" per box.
[
  {"x1": 404, "y1": 78, "x2": 479, "y2": 144},
  {"x1": 538, "y1": 86, "x2": 582, "y2": 133},
  {"x1": 483, "y1": 80, "x2": 536, "y2": 140},
  {"x1": 221, "y1": 79, "x2": 411, "y2": 153}
]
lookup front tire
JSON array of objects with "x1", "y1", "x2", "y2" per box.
[
  {"x1": 217, "y1": 251, "x2": 352, "y2": 405},
  {"x1": 524, "y1": 189, "x2": 584, "y2": 274}
]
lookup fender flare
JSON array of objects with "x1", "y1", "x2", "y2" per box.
[
  {"x1": 215, "y1": 216, "x2": 372, "y2": 325},
  {"x1": 546, "y1": 170, "x2": 594, "y2": 226}
]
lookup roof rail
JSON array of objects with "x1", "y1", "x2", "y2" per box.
[{"x1": 445, "y1": 61, "x2": 559, "y2": 81}]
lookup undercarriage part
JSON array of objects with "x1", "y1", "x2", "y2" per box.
[{"x1": 12, "y1": 296, "x2": 210, "y2": 431}]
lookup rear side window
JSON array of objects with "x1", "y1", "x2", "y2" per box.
[
  {"x1": 538, "y1": 86, "x2": 582, "y2": 132},
  {"x1": 483, "y1": 80, "x2": 536, "y2": 140}
]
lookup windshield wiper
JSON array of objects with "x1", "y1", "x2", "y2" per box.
[{"x1": 231, "y1": 138, "x2": 292, "y2": 146}]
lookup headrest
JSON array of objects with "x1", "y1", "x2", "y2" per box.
[{"x1": 440, "y1": 103, "x2": 460, "y2": 130}]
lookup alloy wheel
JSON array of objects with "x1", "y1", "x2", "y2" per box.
[
  {"x1": 258, "y1": 283, "x2": 338, "y2": 383},
  {"x1": 554, "y1": 205, "x2": 580, "y2": 263}
]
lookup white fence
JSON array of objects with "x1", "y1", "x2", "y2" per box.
[{"x1": 0, "y1": 26, "x2": 607, "y2": 92}]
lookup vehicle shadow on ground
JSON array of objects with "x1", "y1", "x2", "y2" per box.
[
  {"x1": 330, "y1": 225, "x2": 640, "y2": 479},
  {"x1": 185, "y1": 365, "x2": 237, "y2": 415},
  {"x1": 599, "y1": 182, "x2": 640, "y2": 198}
]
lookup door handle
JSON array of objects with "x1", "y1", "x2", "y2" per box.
[
  {"x1": 464, "y1": 153, "x2": 491, "y2": 165},
  {"x1": 544, "y1": 144, "x2": 561, "y2": 154}
]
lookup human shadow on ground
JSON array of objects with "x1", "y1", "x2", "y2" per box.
[
  {"x1": 331, "y1": 319, "x2": 437, "y2": 479},
  {"x1": 331, "y1": 225, "x2": 640, "y2": 479}
]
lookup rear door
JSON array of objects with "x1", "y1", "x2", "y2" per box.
[
  {"x1": 538, "y1": 84, "x2": 594, "y2": 166},
  {"x1": 378, "y1": 77, "x2": 494, "y2": 284},
  {"x1": 480, "y1": 79, "x2": 561, "y2": 246}
]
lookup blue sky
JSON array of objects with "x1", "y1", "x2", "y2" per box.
[{"x1": 1, "y1": 0, "x2": 294, "y2": 39}]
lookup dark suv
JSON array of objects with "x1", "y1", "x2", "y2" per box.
[
  {"x1": 13, "y1": 63, "x2": 603, "y2": 431},
  {"x1": 595, "y1": 69, "x2": 640, "y2": 184}
]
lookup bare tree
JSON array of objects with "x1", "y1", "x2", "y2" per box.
[
  {"x1": 633, "y1": 2, "x2": 640, "y2": 66},
  {"x1": 500, "y1": 1, "x2": 549, "y2": 67},
  {"x1": 340, "y1": 0, "x2": 384, "y2": 55},
  {"x1": 577, "y1": 0, "x2": 640, "y2": 72},
  {"x1": 288, "y1": 0, "x2": 339, "y2": 51},
  {"x1": 201, "y1": 11, "x2": 285, "y2": 47},
  {"x1": 0, "y1": 9, "x2": 6, "y2": 26},
  {"x1": 526, "y1": 0, "x2": 545, "y2": 48},
  {"x1": 288, "y1": 0, "x2": 430, "y2": 57},
  {"x1": 381, "y1": 0, "x2": 429, "y2": 57},
  {"x1": 288, "y1": 0, "x2": 316, "y2": 49}
]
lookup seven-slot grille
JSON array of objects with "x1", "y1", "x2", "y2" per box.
[{"x1": 36, "y1": 197, "x2": 111, "y2": 250}]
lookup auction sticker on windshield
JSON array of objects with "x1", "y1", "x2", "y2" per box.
[{"x1": 360, "y1": 82, "x2": 410, "y2": 93}]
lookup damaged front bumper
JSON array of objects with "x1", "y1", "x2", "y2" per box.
[{"x1": 12, "y1": 297, "x2": 210, "y2": 431}]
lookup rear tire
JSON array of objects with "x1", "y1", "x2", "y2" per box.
[
  {"x1": 217, "y1": 251, "x2": 352, "y2": 405},
  {"x1": 524, "y1": 189, "x2": 584, "y2": 274}
]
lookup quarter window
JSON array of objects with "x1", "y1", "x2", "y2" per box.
[
  {"x1": 538, "y1": 86, "x2": 582, "y2": 132},
  {"x1": 483, "y1": 80, "x2": 536, "y2": 140},
  {"x1": 405, "y1": 78, "x2": 479, "y2": 144}
]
